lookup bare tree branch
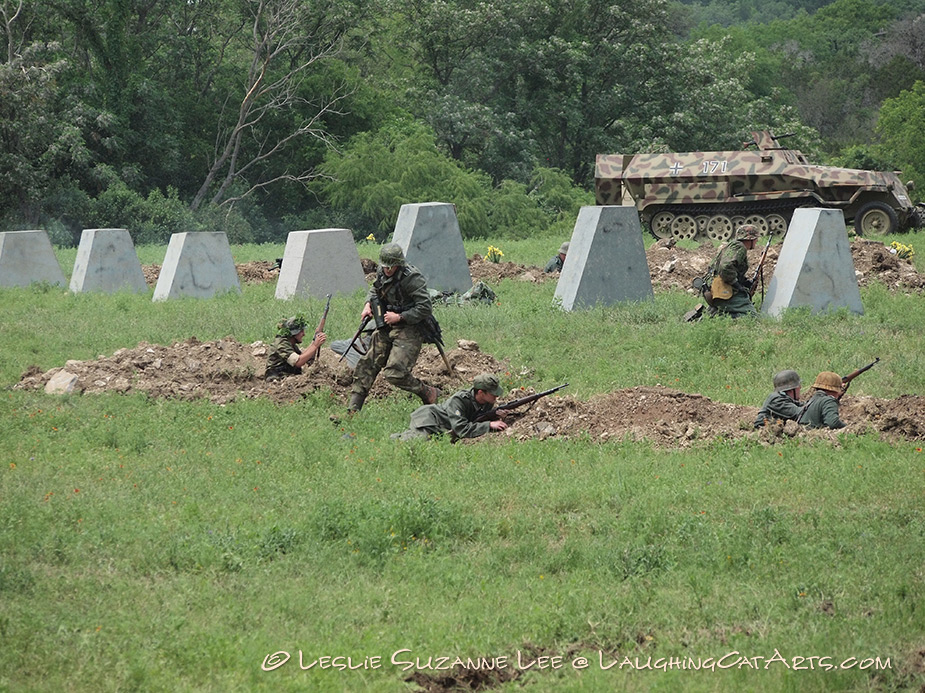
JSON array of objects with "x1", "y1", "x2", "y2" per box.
[{"x1": 191, "y1": 0, "x2": 352, "y2": 211}]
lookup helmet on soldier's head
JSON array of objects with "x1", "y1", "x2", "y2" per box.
[
  {"x1": 773, "y1": 370, "x2": 801, "y2": 391},
  {"x1": 735, "y1": 224, "x2": 759, "y2": 241},
  {"x1": 812, "y1": 371, "x2": 843, "y2": 392},
  {"x1": 558, "y1": 241, "x2": 570, "y2": 255},
  {"x1": 284, "y1": 315, "x2": 307, "y2": 335},
  {"x1": 379, "y1": 243, "x2": 406, "y2": 267},
  {"x1": 472, "y1": 372, "x2": 505, "y2": 397}
]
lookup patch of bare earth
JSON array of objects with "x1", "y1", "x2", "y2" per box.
[
  {"x1": 646, "y1": 237, "x2": 925, "y2": 294},
  {"x1": 15, "y1": 340, "x2": 925, "y2": 445},
  {"x1": 142, "y1": 239, "x2": 922, "y2": 295}
]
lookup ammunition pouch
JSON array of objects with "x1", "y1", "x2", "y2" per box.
[{"x1": 710, "y1": 275, "x2": 734, "y2": 301}]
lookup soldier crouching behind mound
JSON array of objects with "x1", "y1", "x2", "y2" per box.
[
  {"x1": 347, "y1": 243, "x2": 440, "y2": 413},
  {"x1": 391, "y1": 373, "x2": 509, "y2": 441},
  {"x1": 265, "y1": 315, "x2": 326, "y2": 381},
  {"x1": 707, "y1": 224, "x2": 758, "y2": 318},
  {"x1": 754, "y1": 370, "x2": 803, "y2": 428},
  {"x1": 799, "y1": 371, "x2": 847, "y2": 430}
]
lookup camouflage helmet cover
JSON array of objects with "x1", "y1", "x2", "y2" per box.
[
  {"x1": 772, "y1": 369, "x2": 801, "y2": 391},
  {"x1": 379, "y1": 243, "x2": 406, "y2": 266},
  {"x1": 472, "y1": 372, "x2": 505, "y2": 397},
  {"x1": 812, "y1": 371, "x2": 843, "y2": 392},
  {"x1": 558, "y1": 241, "x2": 570, "y2": 255},
  {"x1": 282, "y1": 315, "x2": 307, "y2": 336},
  {"x1": 735, "y1": 224, "x2": 759, "y2": 241}
]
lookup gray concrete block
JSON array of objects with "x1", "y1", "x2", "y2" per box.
[
  {"x1": 761, "y1": 208, "x2": 863, "y2": 317},
  {"x1": 0, "y1": 230, "x2": 66, "y2": 288},
  {"x1": 152, "y1": 232, "x2": 240, "y2": 301},
  {"x1": 392, "y1": 202, "x2": 472, "y2": 292},
  {"x1": 275, "y1": 228, "x2": 367, "y2": 300},
  {"x1": 69, "y1": 228, "x2": 147, "y2": 294},
  {"x1": 554, "y1": 206, "x2": 654, "y2": 311}
]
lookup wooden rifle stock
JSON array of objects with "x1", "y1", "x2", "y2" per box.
[
  {"x1": 839, "y1": 357, "x2": 879, "y2": 399},
  {"x1": 313, "y1": 294, "x2": 332, "y2": 360},
  {"x1": 748, "y1": 235, "x2": 773, "y2": 299},
  {"x1": 473, "y1": 383, "x2": 569, "y2": 423}
]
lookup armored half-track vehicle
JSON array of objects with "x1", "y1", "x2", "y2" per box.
[{"x1": 595, "y1": 131, "x2": 925, "y2": 241}]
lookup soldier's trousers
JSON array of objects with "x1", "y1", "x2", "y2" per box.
[
  {"x1": 712, "y1": 290, "x2": 756, "y2": 318},
  {"x1": 351, "y1": 324, "x2": 427, "y2": 399}
]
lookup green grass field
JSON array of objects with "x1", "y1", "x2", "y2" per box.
[{"x1": 1, "y1": 233, "x2": 924, "y2": 692}]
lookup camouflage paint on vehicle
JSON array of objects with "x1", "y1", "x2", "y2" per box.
[{"x1": 596, "y1": 131, "x2": 925, "y2": 240}]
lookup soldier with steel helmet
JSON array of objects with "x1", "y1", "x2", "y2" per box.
[
  {"x1": 754, "y1": 369, "x2": 804, "y2": 428},
  {"x1": 391, "y1": 372, "x2": 510, "y2": 441},
  {"x1": 798, "y1": 371, "x2": 847, "y2": 429},
  {"x1": 265, "y1": 315, "x2": 326, "y2": 381},
  {"x1": 706, "y1": 224, "x2": 759, "y2": 317},
  {"x1": 544, "y1": 241, "x2": 570, "y2": 273},
  {"x1": 348, "y1": 243, "x2": 440, "y2": 413}
]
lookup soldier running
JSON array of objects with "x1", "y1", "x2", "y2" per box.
[{"x1": 348, "y1": 243, "x2": 440, "y2": 413}]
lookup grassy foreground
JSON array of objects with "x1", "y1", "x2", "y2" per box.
[{"x1": 1, "y1": 234, "x2": 924, "y2": 692}]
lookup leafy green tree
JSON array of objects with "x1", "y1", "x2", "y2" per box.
[
  {"x1": 0, "y1": 44, "x2": 94, "y2": 232},
  {"x1": 876, "y1": 80, "x2": 925, "y2": 195}
]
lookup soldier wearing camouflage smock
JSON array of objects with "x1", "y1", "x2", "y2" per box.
[
  {"x1": 391, "y1": 373, "x2": 508, "y2": 441},
  {"x1": 798, "y1": 371, "x2": 846, "y2": 429},
  {"x1": 265, "y1": 315, "x2": 326, "y2": 381},
  {"x1": 708, "y1": 225, "x2": 758, "y2": 317},
  {"x1": 348, "y1": 243, "x2": 440, "y2": 413},
  {"x1": 754, "y1": 370, "x2": 803, "y2": 428}
]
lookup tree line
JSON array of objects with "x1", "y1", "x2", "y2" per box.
[{"x1": 1, "y1": 0, "x2": 924, "y2": 246}]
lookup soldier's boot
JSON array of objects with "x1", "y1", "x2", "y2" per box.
[
  {"x1": 347, "y1": 392, "x2": 366, "y2": 413},
  {"x1": 420, "y1": 385, "x2": 441, "y2": 405}
]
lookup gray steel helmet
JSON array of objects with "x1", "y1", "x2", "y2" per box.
[
  {"x1": 772, "y1": 370, "x2": 801, "y2": 391},
  {"x1": 735, "y1": 224, "x2": 759, "y2": 241},
  {"x1": 379, "y1": 243, "x2": 406, "y2": 266}
]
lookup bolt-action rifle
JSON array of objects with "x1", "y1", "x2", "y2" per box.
[
  {"x1": 339, "y1": 316, "x2": 371, "y2": 362},
  {"x1": 796, "y1": 358, "x2": 879, "y2": 423},
  {"x1": 312, "y1": 293, "x2": 332, "y2": 361},
  {"x1": 838, "y1": 357, "x2": 879, "y2": 400},
  {"x1": 450, "y1": 383, "x2": 569, "y2": 443},
  {"x1": 473, "y1": 383, "x2": 569, "y2": 423},
  {"x1": 748, "y1": 235, "x2": 773, "y2": 300}
]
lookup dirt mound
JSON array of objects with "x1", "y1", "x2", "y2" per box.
[
  {"x1": 646, "y1": 237, "x2": 924, "y2": 294},
  {"x1": 141, "y1": 239, "x2": 921, "y2": 294},
  {"x1": 13, "y1": 337, "x2": 508, "y2": 407},
  {"x1": 468, "y1": 254, "x2": 553, "y2": 284},
  {"x1": 15, "y1": 340, "x2": 925, "y2": 445},
  {"x1": 142, "y1": 261, "x2": 278, "y2": 287}
]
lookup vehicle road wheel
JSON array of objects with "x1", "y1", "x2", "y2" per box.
[
  {"x1": 766, "y1": 214, "x2": 788, "y2": 236},
  {"x1": 706, "y1": 215, "x2": 733, "y2": 241},
  {"x1": 695, "y1": 215, "x2": 711, "y2": 239},
  {"x1": 730, "y1": 215, "x2": 746, "y2": 231},
  {"x1": 744, "y1": 214, "x2": 770, "y2": 236},
  {"x1": 650, "y1": 211, "x2": 675, "y2": 239},
  {"x1": 855, "y1": 201, "x2": 899, "y2": 236},
  {"x1": 671, "y1": 214, "x2": 698, "y2": 240}
]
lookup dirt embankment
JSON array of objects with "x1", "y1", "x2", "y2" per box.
[
  {"x1": 141, "y1": 239, "x2": 925, "y2": 295},
  {"x1": 15, "y1": 338, "x2": 925, "y2": 446}
]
